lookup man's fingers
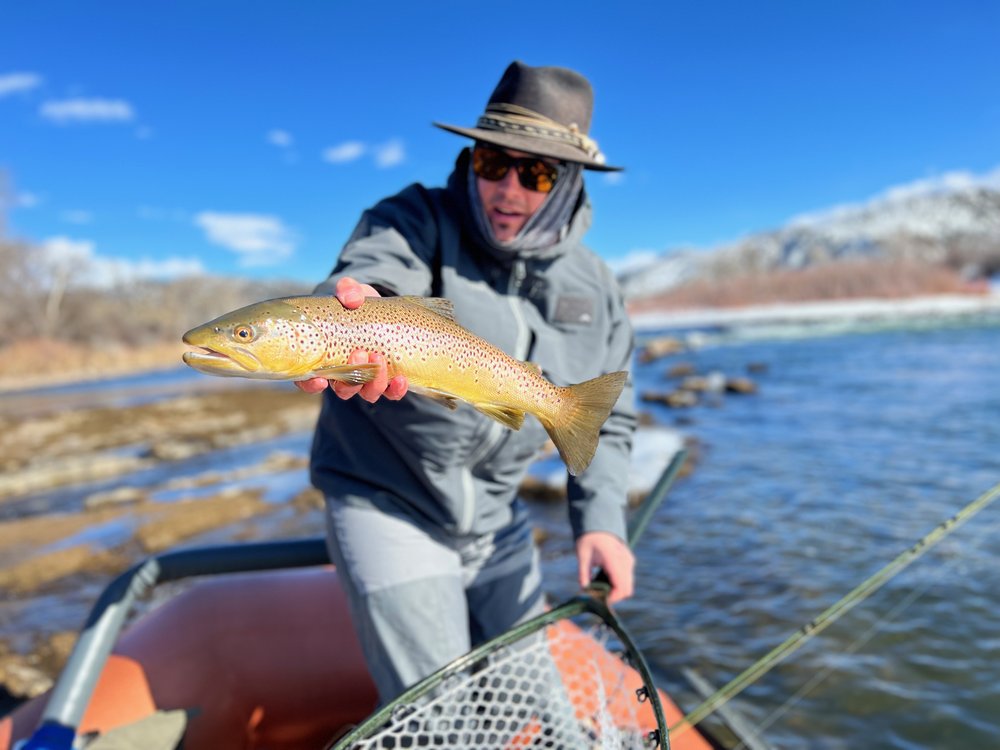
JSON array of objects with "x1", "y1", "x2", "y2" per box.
[
  {"x1": 606, "y1": 568, "x2": 634, "y2": 604},
  {"x1": 333, "y1": 350, "x2": 369, "y2": 400},
  {"x1": 576, "y1": 532, "x2": 635, "y2": 604},
  {"x1": 335, "y1": 277, "x2": 380, "y2": 309},
  {"x1": 577, "y1": 547, "x2": 594, "y2": 590},
  {"x1": 332, "y1": 350, "x2": 402, "y2": 403},
  {"x1": 359, "y1": 352, "x2": 389, "y2": 403},
  {"x1": 294, "y1": 378, "x2": 329, "y2": 394},
  {"x1": 384, "y1": 375, "x2": 409, "y2": 401}
]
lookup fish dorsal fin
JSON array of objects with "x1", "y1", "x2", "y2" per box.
[{"x1": 395, "y1": 296, "x2": 456, "y2": 322}]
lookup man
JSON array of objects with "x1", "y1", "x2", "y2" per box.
[{"x1": 297, "y1": 61, "x2": 637, "y2": 703}]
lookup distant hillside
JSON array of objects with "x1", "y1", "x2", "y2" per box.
[
  {"x1": 0, "y1": 265, "x2": 315, "y2": 386},
  {"x1": 0, "y1": 237, "x2": 312, "y2": 347},
  {"x1": 619, "y1": 181, "x2": 1000, "y2": 303}
]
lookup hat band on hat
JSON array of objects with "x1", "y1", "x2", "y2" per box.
[{"x1": 475, "y1": 103, "x2": 605, "y2": 164}]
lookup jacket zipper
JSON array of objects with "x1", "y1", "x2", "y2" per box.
[{"x1": 457, "y1": 259, "x2": 530, "y2": 534}]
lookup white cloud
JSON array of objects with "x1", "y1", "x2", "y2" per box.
[
  {"x1": 268, "y1": 129, "x2": 293, "y2": 148},
  {"x1": 43, "y1": 236, "x2": 95, "y2": 265},
  {"x1": 601, "y1": 172, "x2": 624, "y2": 187},
  {"x1": 194, "y1": 211, "x2": 295, "y2": 266},
  {"x1": 41, "y1": 235, "x2": 205, "y2": 287},
  {"x1": 322, "y1": 141, "x2": 366, "y2": 164},
  {"x1": 108, "y1": 256, "x2": 206, "y2": 282},
  {"x1": 373, "y1": 138, "x2": 405, "y2": 168},
  {"x1": 322, "y1": 138, "x2": 406, "y2": 168},
  {"x1": 40, "y1": 97, "x2": 135, "y2": 123},
  {"x1": 0, "y1": 72, "x2": 42, "y2": 97},
  {"x1": 16, "y1": 191, "x2": 41, "y2": 208}
]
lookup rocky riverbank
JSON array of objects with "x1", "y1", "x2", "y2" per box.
[
  {"x1": 0, "y1": 372, "x2": 710, "y2": 704},
  {"x1": 0, "y1": 384, "x2": 328, "y2": 701}
]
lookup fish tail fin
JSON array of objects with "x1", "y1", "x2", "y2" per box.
[{"x1": 541, "y1": 371, "x2": 628, "y2": 476}]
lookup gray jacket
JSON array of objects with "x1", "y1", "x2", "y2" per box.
[{"x1": 309, "y1": 149, "x2": 636, "y2": 541}]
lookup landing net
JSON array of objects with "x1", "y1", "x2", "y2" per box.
[{"x1": 331, "y1": 598, "x2": 667, "y2": 750}]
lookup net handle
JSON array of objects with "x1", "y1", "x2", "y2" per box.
[
  {"x1": 330, "y1": 595, "x2": 670, "y2": 749},
  {"x1": 330, "y1": 452, "x2": 688, "y2": 750}
]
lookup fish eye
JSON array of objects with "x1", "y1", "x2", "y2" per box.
[{"x1": 233, "y1": 325, "x2": 255, "y2": 342}]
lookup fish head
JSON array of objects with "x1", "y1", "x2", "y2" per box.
[{"x1": 182, "y1": 298, "x2": 328, "y2": 379}]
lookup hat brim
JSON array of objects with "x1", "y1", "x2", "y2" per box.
[{"x1": 433, "y1": 122, "x2": 623, "y2": 172}]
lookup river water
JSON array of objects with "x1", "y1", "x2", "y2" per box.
[
  {"x1": 5, "y1": 317, "x2": 1000, "y2": 748},
  {"x1": 601, "y1": 319, "x2": 1000, "y2": 749}
]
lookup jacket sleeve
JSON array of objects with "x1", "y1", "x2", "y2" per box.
[
  {"x1": 314, "y1": 184, "x2": 438, "y2": 297},
  {"x1": 565, "y1": 275, "x2": 637, "y2": 543}
]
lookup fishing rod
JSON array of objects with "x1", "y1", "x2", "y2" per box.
[{"x1": 669, "y1": 478, "x2": 1000, "y2": 737}]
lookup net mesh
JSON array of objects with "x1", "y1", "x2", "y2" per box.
[{"x1": 340, "y1": 614, "x2": 657, "y2": 749}]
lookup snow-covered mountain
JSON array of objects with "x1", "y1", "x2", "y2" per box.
[{"x1": 618, "y1": 169, "x2": 1000, "y2": 300}]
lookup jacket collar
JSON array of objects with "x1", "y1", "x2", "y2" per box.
[{"x1": 446, "y1": 148, "x2": 592, "y2": 265}]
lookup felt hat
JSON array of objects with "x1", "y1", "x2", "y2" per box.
[{"x1": 434, "y1": 61, "x2": 621, "y2": 171}]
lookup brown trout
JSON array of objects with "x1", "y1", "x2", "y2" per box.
[{"x1": 182, "y1": 295, "x2": 627, "y2": 475}]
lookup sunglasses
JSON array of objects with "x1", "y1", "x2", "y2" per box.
[{"x1": 471, "y1": 144, "x2": 560, "y2": 193}]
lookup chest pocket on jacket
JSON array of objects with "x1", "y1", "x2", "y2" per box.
[
  {"x1": 537, "y1": 293, "x2": 607, "y2": 386},
  {"x1": 552, "y1": 295, "x2": 596, "y2": 326}
]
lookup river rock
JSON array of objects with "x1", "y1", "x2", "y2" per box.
[
  {"x1": 521, "y1": 425, "x2": 686, "y2": 505},
  {"x1": 640, "y1": 389, "x2": 699, "y2": 408},
  {"x1": 0, "y1": 658, "x2": 52, "y2": 699},
  {"x1": 680, "y1": 371, "x2": 727, "y2": 393},
  {"x1": 726, "y1": 377, "x2": 758, "y2": 394},
  {"x1": 637, "y1": 336, "x2": 685, "y2": 363},
  {"x1": 665, "y1": 362, "x2": 697, "y2": 378},
  {"x1": 0, "y1": 454, "x2": 154, "y2": 500},
  {"x1": 84, "y1": 486, "x2": 149, "y2": 509}
]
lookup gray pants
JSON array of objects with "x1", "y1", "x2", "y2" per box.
[{"x1": 324, "y1": 494, "x2": 546, "y2": 704}]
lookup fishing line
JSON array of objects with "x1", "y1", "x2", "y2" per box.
[
  {"x1": 731, "y1": 582, "x2": 934, "y2": 750},
  {"x1": 668, "y1": 478, "x2": 1000, "y2": 739},
  {"x1": 730, "y1": 503, "x2": 1000, "y2": 750}
]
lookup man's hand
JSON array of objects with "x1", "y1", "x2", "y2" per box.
[
  {"x1": 576, "y1": 531, "x2": 635, "y2": 604},
  {"x1": 293, "y1": 277, "x2": 409, "y2": 402}
]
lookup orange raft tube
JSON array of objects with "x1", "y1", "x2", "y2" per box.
[{"x1": 1, "y1": 565, "x2": 713, "y2": 750}]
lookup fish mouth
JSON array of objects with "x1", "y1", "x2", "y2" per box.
[{"x1": 182, "y1": 345, "x2": 262, "y2": 375}]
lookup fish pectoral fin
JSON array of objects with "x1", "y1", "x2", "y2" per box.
[
  {"x1": 473, "y1": 403, "x2": 526, "y2": 431},
  {"x1": 311, "y1": 363, "x2": 381, "y2": 385},
  {"x1": 408, "y1": 384, "x2": 460, "y2": 410}
]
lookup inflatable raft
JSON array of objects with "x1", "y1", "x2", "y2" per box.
[{"x1": 0, "y1": 537, "x2": 716, "y2": 750}]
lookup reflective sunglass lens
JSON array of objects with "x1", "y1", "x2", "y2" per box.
[
  {"x1": 472, "y1": 146, "x2": 558, "y2": 193},
  {"x1": 472, "y1": 147, "x2": 509, "y2": 181},
  {"x1": 527, "y1": 160, "x2": 556, "y2": 193}
]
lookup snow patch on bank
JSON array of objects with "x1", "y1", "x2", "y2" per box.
[{"x1": 629, "y1": 293, "x2": 1000, "y2": 333}]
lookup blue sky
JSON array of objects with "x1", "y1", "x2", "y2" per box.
[{"x1": 2, "y1": 1, "x2": 998, "y2": 285}]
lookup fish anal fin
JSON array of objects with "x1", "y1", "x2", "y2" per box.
[
  {"x1": 310, "y1": 363, "x2": 381, "y2": 385},
  {"x1": 408, "y1": 384, "x2": 460, "y2": 410},
  {"x1": 474, "y1": 403, "x2": 526, "y2": 431}
]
